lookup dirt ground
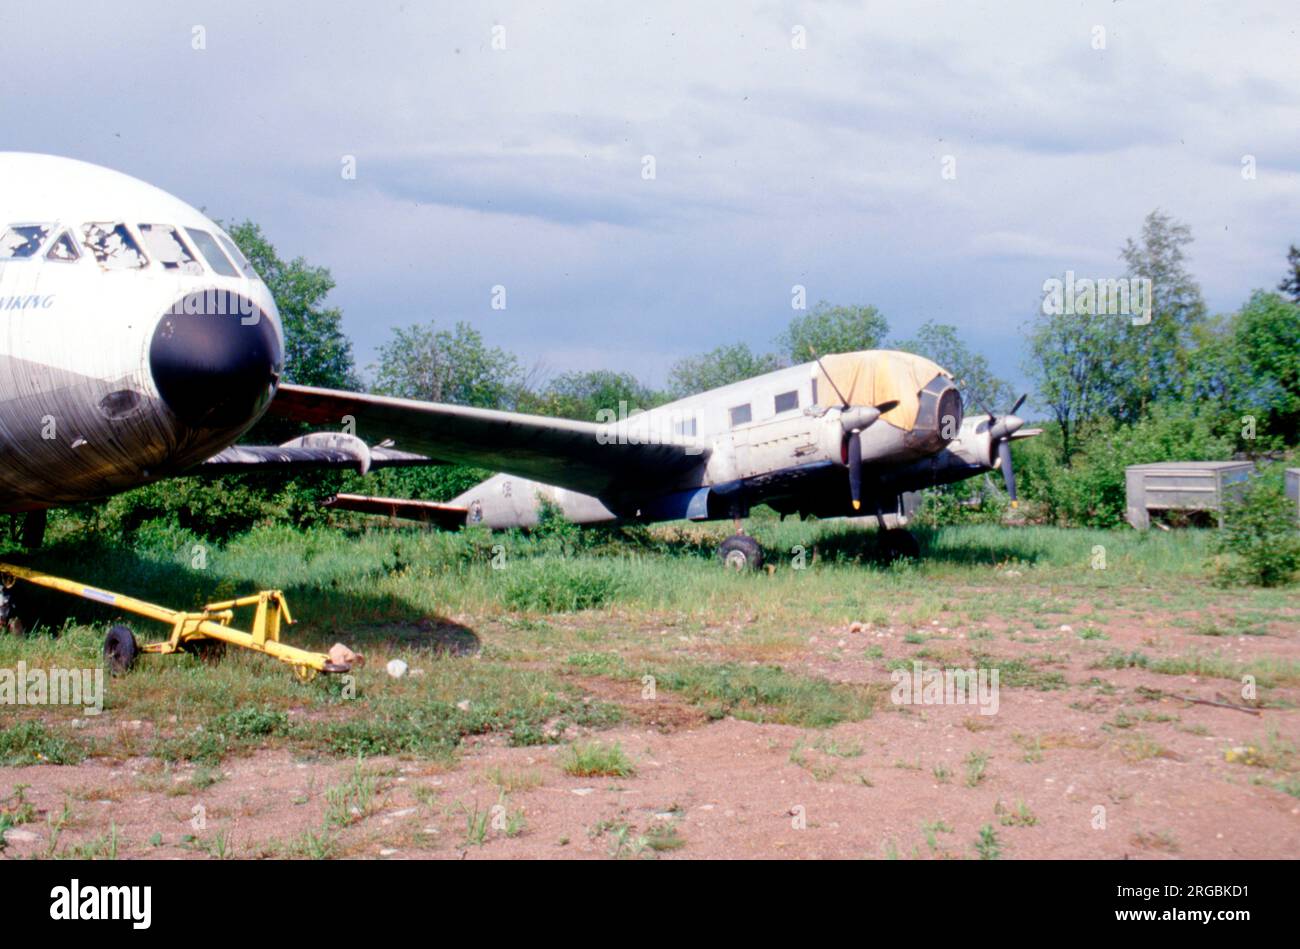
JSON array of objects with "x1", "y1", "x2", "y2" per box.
[{"x1": 3, "y1": 609, "x2": 1297, "y2": 860}]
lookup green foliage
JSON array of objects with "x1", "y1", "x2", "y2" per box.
[
  {"x1": 911, "y1": 477, "x2": 1009, "y2": 527},
  {"x1": 342, "y1": 464, "x2": 490, "y2": 504},
  {"x1": 500, "y1": 559, "x2": 626, "y2": 612},
  {"x1": 372, "y1": 320, "x2": 520, "y2": 408},
  {"x1": 0, "y1": 722, "x2": 85, "y2": 766},
  {"x1": 666, "y1": 343, "x2": 779, "y2": 398},
  {"x1": 1232, "y1": 291, "x2": 1300, "y2": 445},
  {"x1": 1018, "y1": 406, "x2": 1234, "y2": 527},
  {"x1": 79, "y1": 471, "x2": 344, "y2": 542},
  {"x1": 224, "y1": 220, "x2": 356, "y2": 390},
  {"x1": 1213, "y1": 468, "x2": 1300, "y2": 587},
  {"x1": 777, "y1": 301, "x2": 889, "y2": 364},
  {"x1": 519, "y1": 369, "x2": 665, "y2": 421}
]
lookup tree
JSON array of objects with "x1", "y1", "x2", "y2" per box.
[
  {"x1": 1116, "y1": 209, "x2": 1206, "y2": 417},
  {"x1": 372, "y1": 320, "x2": 520, "y2": 408},
  {"x1": 665, "y1": 343, "x2": 779, "y2": 399},
  {"x1": 1278, "y1": 244, "x2": 1300, "y2": 304},
  {"x1": 224, "y1": 220, "x2": 356, "y2": 389},
  {"x1": 1025, "y1": 306, "x2": 1121, "y2": 464},
  {"x1": 1232, "y1": 291, "x2": 1300, "y2": 445},
  {"x1": 521, "y1": 370, "x2": 662, "y2": 421},
  {"x1": 892, "y1": 321, "x2": 1014, "y2": 412},
  {"x1": 777, "y1": 302, "x2": 889, "y2": 364}
]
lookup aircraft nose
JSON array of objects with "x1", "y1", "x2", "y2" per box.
[{"x1": 150, "y1": 291, "x2": 283, "y2": 429}]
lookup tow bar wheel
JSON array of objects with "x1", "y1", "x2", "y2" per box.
[{"x1": 103, "y1": 624, "x2": 138, "y2": 675}]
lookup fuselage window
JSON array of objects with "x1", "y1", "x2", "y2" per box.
[
  {"x1": 0, "y1": 224, "x2": 52, "y2": 259},
  {"x1": 184, "y1": 228, "x2": 240, "y2": 277},
  {"x1": 729, "y1": 404, "x2": 752, "y2": 427},
  {"x1": 216, "y1": 232, "x2": 259, "y2": 280},
  {"x1": 82, "y1": 223, "x2": 148, "y2": 270},
  {"x1": 774, "y1": 390, "x2": 800, "y2": 414},
  {"x1": 139, "y1": 224, "x2": 203, "y2": 275},
  {"x1": 45, "y1": 231, "x2": 80, "y2": 262}
]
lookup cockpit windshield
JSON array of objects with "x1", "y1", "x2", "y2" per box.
[
  {"x1": 184, "y1": 228, "x2": 240, "y2": 277},
  {"x1": 139, "y1": 224, "x2": 203, "y2": 275},
  {"x1": 216, "y1": 232, "x2": 259, "y2": 280},
  {"x1": 0, "y1": 224, "x2": 52, "y2": 259},
  {"x1": 82, "y1": 222, "x2": 148, "y2": 270}
]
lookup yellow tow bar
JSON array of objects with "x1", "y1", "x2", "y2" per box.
[{"x1": 0, "y1": 562, "x2": 349, "y2": 681}]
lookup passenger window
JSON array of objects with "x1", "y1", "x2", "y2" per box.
[
  {"x1": 774, "y1": 390, "x2": 800, "y2": 413},
  {"x1": 82, "y1": 223, "x2": 148, "y2": 270},
  {"x1": 184, "y1": 228, "x2": 240, "y2": 277},
  {"x1": 216, "y1": 232, "x2": 259, "y2": 279},
  {"x1": 729, "y1": 404, "x2": 752, "y2": 427},
  {"x1": 45, "y1": 230, "x2": 80, "y2": 262},
  {"x1": 139, "y1": 224, "x2": 203, "y2": 275},
  {"x1": 0, "y1": 224, "x2": 52, "y2": 259}
]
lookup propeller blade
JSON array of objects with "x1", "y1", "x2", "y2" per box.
[
  {"x1": 874, "y1": 399, "x2": 899, "y2": 415},
  {"x1": 998, "y1": 438, "x2": 1018, "y2": 508},
  {"x1": 1009, "y1": 393, "x2": 1027, "y2": 416},
  {"x1": 848, "y1": 431, "x2": 863, "y2": 511}
]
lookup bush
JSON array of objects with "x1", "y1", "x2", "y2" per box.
[
  {"x1": 500, "y1": 559, "x2": 625, "y2": 612},
  {"x1": 1213, "y1": 469, "x2": 1300, "y2": 587},
  {"x1": 1019, "y1": 406, "x2": 1235, "y2": 527}
]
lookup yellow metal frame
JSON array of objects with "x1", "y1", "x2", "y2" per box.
[{"x1": 0, "y1": 562, "x2": 347, "y2": 679}]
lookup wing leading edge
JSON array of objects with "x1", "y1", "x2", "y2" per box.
[{"x1": 265, "y1": 384, "x2": 709, "y2": 501}]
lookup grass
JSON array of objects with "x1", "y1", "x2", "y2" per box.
[
  {"x1": 1, "y1": 517, "x2": 1294, "y2": 820},
  {"x1": 561, "y1": 741, "x2": 635, "y2": 778}
]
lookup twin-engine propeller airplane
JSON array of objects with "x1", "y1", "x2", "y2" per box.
[{"x1": 0, "y1": 152, "x2": 1040, "y2": 576}]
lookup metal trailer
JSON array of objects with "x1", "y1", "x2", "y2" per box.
[
  {"x1": 1287, "y1": 468, "x2": 1300, "y2": 525},
  {"x1": 0, "y1": 562, "x2": 351, "y2": 680},
  {"x1": 1124, "y1": 461, "x2": 1255, "y2": 530}
]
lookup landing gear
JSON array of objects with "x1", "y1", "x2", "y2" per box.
[
  {"x1": 103, "y1": 624, "x2": 138, "y2": 675},
  {"x1": 879, "y1": 528, "x2": 920, "y2": 562},
  {"x1": 718, "y1": 534, "x2": 764, "y2": 571}
]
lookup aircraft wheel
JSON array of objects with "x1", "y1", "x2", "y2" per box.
[
  {"x1": 718, "y1": 534, "x2": 764, "y2": 571},
  {"x1": 103, "y1": 624, "x2": 138, "y2": 675},
  {"x1": 880, "y1": 529, "x2": 920, "y2": 562}
]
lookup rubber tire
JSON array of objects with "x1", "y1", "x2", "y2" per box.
[
  {"x1": 718, "y1": 534, "x2": 764, "y2": 571},
  {"x1": 880, "y1": 529, "x2": 921, "y2": 562},
  {"x1": 103, "y1": 624, "x2": 138, "y2": 675}
]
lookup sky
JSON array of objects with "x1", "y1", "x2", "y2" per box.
[{"x1": 2, "y1": 1, "x2": 1297, "y2": 402}]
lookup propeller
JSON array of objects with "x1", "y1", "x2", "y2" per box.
[
  {"x1": 807, "y1": 346, "x2": 898, "y2": 512},
  {"x1": 976, "y1": 393, "x2": 1029, "y2": 508}
]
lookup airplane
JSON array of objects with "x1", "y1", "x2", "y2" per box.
[
  {"x1": 0, "y1": 152, "x2": 1038, "y2": 587},
  {"x1": 272, "y1": 353, "x2": 1041, "y2": 569}
]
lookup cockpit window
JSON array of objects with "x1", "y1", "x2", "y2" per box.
[
  {"x1": 216, "y1": 232, "x2": 259, "y2": 280},
  {"x1": 45, "y1": 230, "x2": 80, "y2": 262},
  {"x1": 0, "y1": 224, "x2": 52, "y2": 259},
  {"x1": 82, "y1": 222, "x2": 148, "y2": 270},
  {"x1": 184, "y1": 228, "x2": 240, "y2": 277},
  {"x1": 139, "y1": 224, "x2": 203, "y2": 275}
]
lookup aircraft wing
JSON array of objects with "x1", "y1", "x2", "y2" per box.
[
  {"x1": 195, "y1": 436, "x2": 430, "y2": 476},
  {"x1": 266, "y1": 384, "x2": 709, "y2": 500}
]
